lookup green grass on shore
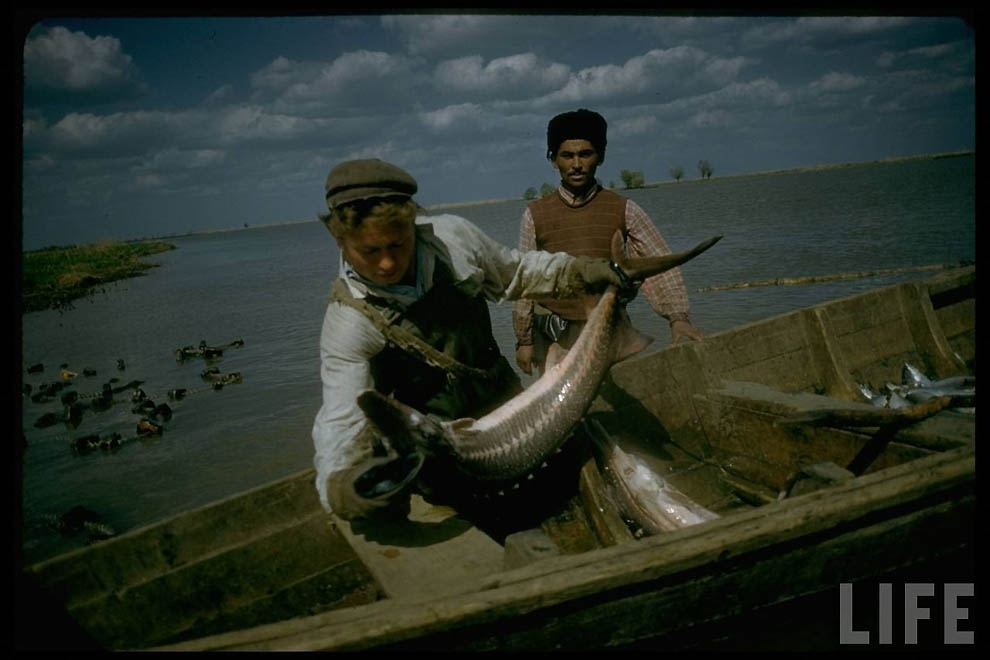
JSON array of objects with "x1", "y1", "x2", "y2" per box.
[{"x1": 21, "y1": 240, "x2": 176, "y2": 313}]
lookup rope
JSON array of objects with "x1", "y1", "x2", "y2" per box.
[{"x1": 695, "y1": 261, "x2": 972, "y2": 293}]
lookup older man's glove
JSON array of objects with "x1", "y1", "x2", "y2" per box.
[{"x1": 577, "y1": 256, "x2": 643, "y2": 295}]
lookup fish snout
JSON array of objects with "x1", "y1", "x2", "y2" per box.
[{"x1": 357, "y1": 390, "x2": 452, "y2": 456}]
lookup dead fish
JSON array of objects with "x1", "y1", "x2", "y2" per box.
[
  {"x1": 356, "y1": 232, "x2": 722, "y2": 487},
  {"x1": 902, "y1": 362, "x2": 932, "y2": 388},
  {"x1": 856, "y1": 382, "x2": 886, "y2": 407},
  {"x1": 586, "y1": 419, "x2": 718, "y2": 536},
  {"x1": 885, "y1": 383, "x2": 912, "y2": 409}
]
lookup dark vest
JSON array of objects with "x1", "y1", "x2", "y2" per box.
[
  {"x1": 332, "y1": 262, "x2": 521, "y2": 421},
  {"x1": 528, "y1": 188, "x2": 627, "y2": 319}
]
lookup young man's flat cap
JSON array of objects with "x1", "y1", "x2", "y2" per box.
[{"x1": 324, "y1": 158, "x2": 418, "y2": 209}]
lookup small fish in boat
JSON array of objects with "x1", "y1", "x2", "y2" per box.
[
  {"x1": 885, "y1": 383, "x2": 912, "y2": 409},
  {"x1": 856, "y1": 382, "x2": 886, "y2": 407},
  {"x1": 902, "y1": 362, "x2": 931, "y2": 388}
]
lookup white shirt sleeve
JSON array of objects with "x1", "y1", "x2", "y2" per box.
[
  {"x1": 311, "y1": 300, "x2": 386, "y2": 513},
  {"x1": 427, "y1": 213, "x2": 584, "y2": 303}
]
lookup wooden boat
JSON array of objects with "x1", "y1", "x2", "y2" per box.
[{"x1": 20, "y1": 266, "x2": 975, "y2": 651}]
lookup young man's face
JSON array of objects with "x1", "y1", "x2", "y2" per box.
[
  {"x1": 337, "y1": 221, "x2": 417, "y2": 287},
  {"x1": 551, "y1": 139, "x2": 602, "y2": 194}
]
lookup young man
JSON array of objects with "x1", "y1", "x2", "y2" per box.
[
  {"x1": 312, "y1": 158, "x2": 632, "y2": 524},
  {"x1": 513, "y1": 109, "x2": 704, "y2": 376}
]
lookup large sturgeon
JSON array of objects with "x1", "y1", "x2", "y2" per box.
[{"x1": 356, "y1": 231, "x2": 721, "y2": 490}]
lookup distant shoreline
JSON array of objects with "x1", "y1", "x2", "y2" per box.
[
  {"x1": 429, "y1": 150, "x2": 975, "y2": 210},
  {"x1": 156, "y1": 150, "x2": 974, "y2": 240}
]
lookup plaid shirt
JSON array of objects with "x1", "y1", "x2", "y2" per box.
[{"x1": 514, "y1": 184, "x2": 691, "y2": 346}]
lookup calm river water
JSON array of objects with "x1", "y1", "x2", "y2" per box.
[{"x1": 18, "y1": 155, "x2": 975, "y2": 564}]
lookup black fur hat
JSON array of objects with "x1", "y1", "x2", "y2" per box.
[{"x1": 546, "y1": 109, "x2": 607, "y2": 160}]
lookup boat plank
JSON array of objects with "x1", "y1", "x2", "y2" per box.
[
  {"x1": 332, "y1": 494, "x2": 505, "y2": 603},
  {"x1": 156, "y1": 448, "x2": 973, "y2": 651},
  {"x1": 63, "y1": 513, "x2": 379, "y2": 649}
]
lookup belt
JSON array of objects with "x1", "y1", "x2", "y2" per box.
[{"x1": 535, "y1": 312, "x2": 570, "y2": 343}]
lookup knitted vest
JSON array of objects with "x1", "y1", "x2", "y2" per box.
[{"x1": 528, "y1": 188, "x2": 627, "y2": 320}]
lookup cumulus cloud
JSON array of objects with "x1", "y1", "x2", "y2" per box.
[
  {"x1": 23, "y1": 25, "x2": 147, "y2": 103},
  {"x1": 544, "y1": 46, "x2": 751, "y2": 106},
  {"x1": 743, "y1": 16, "x2": 915, "y2": 48},
  {"x1": 433, "y1": 53, "x2": 570, "y2": 99},
  {"x1": 251, "y1": 50, "x2": 429, "y2": 116},
  {"x1": 811, "y1": 72, "x2": 866, "y2": 93}
]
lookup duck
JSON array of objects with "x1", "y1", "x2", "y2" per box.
[
  {"x1": 200, "y1": 341, "x2": 224, "y2": 359},
  {"x1": 200, "y1": 366, "x2": 221, "y2": 381},
  {"x1": 173, "y1": 345, "x2": 201, "y2": 361},
  {"x1": 131, "y1": 399, "x2": 157, "y2": 415},
  {"x1": 136, "y1": 418, "x2": 164, "y2": 437},
  {"x1": 210, "y1": 372, "x2": 244, "y2": 390},
  {"x1": 65, "y1": 402, "x2": 85, "y2": 428},
  {"x1": 71, "y1": 434, "x2": 101, "y2": 453},
  {"x1": 33, "y1": 412, "x2": 60, "y2": 429},
  {"x1": 151, "y1": 402, "x2": 173, "y2": 421}
]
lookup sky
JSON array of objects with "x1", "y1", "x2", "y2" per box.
[{"x1": 17, "y1": 12, "x2": 975, "y2": 251}]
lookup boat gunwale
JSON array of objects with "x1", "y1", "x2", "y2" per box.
[{"x1": 155, "y1": 445, "x2": 974, "y2": 651}]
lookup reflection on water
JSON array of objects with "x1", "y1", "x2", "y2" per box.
[{"x1": 19, "y1": 155, "x2": 974, "y2": 563}]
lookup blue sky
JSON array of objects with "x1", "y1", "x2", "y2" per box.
[{"x1": 18, "y1": 13, "x2": 975, "y2": 250}]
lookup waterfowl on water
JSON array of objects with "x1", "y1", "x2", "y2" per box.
[
  {"x1": 132, "y1": 399, "x2": 157, "y2": 415},
  {"x1": 33, "y1": 412, "x2": 59, "y2": 428},
  {"x1": 173, "y1": 338, "x2": 244, "y2": 361},
  {"x1": 174, "y1": 345, "x2": 201, "y2": 360},
  {"x1": 151, "y1": 402, "x2": 173, "y2": 421},
  {"x1": 65, "y1": 402, "x2": 85, "y2": 428},
  {"x1": 136, "y1": 419, "x2": 164, "y2": 437},
  {"x1": 200, "y1": 366, "x2": 221, "y2": 380},
  {"x1": 199, "y1": 368, "x2": 242, "y2": 385}
]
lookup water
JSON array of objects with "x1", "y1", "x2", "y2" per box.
[{"x1": 18, "y1": 155, "x2": 975, "y2": 564}]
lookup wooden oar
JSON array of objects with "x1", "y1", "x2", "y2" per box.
[
  {"x1": 778, "y1": 396, "x2": 956, "y2": 476},
  {"x1": 776, "y1": 395, "x2": 955, "y2": 428}
]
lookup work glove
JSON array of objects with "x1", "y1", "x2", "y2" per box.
[{"x1": 577, "y1": 256, "x2": 638, "y2": 295}]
